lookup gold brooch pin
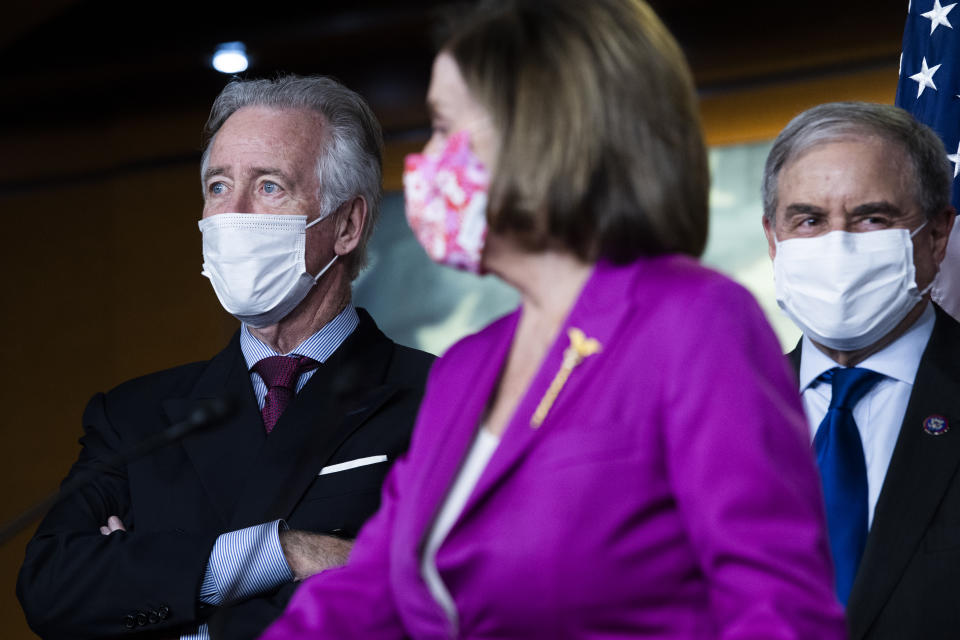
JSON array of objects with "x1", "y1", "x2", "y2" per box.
[{"x1": 530, "y1": 327, "x2": 602, "y2": 428}]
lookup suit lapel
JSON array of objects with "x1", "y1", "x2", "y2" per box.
[
  {"x1": 406, "y1": 310, "x2": 520, "y2": 547},
  {"x1": 848, "y1": 306, "x2": 960, "y2": 638},
  {"x1": 445, "y1": 261, "x2": 636, "y2": 532},
  {"x1": 162, "y1": 332, "x2": 265, "y2": 526},
  {"x1": 226, "y1": 311, "x2": 399, "y2": 529},
  {"x1": 787, "y1": 340, "x2": 802, "y2": 375}
]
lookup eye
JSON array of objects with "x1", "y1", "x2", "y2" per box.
[
  {"x1": 208, "y1": 181, "x2": 227, "y2": 196},
  {"x1": 855, "y1": 215, "x2": 893, "y2": 231},
  {"x1": 262, "y1": 181, "x2": 281, "y2": 195},
  {"x1": 794, "y1": 215, "x2": 823, "y2": 230}
]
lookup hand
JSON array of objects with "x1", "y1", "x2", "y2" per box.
[
  {"x1": 99, "y1": 515, "x2": 126, "y2": 536},
  {"x1": 279, "y1": 530, "x2": 353, "y2": 582}
]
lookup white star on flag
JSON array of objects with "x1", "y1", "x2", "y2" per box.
[
  {"x1": 948, "y1": 141, "x2": 960, "y2": 178},
  {"x1": 921, "y1": 0, "x2": 957, "y2": 34},
  {"x1": 898, "y1": 0, "x2": 960, "y2": 321},
  {"x1": 910, "y1": 57, "x2": 941, "y2": 97}
]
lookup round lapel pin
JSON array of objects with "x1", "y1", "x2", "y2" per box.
[{"x1": 923, "y1": 415, "x2": 949, "y2": 436}]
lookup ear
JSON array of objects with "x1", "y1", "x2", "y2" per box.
[
  {"x1": 762, "y1": 215, "x2": 778, "y2": 260},
  {"x1": 334, "y1": 196, "x2": 368, "y2": 256},
  {"x1": 930, "y1": 206, "x2": 956, "y2": 265}
]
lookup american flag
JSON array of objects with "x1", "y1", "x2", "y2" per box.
[{"x1": 896, "y1": 0, "x2": 960, "y2": 319}]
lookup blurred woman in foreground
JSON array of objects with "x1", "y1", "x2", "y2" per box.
[{"x1": 262, "y1": 1, "x2": 845, "y2": 637}]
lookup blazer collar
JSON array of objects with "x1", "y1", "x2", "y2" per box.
[
  {"x1": 848, "y1": 304, "x2": 960, "y2": 638},
  {"x1": 227, "y1": 308, "x2": 400, "y2": 529},
  {"x1": 795, "y1": 304, "x2": 936, "y2": 391},
  {"x1": 787, "y1": 340, "x2": 801, "y2": 376},
  {"x1": 409, "y1": 259, "x2": 640, "y2": 546},
  {"x1": 162, "y1": 309, "x2": 399, "y2": 528},
  {"x1": 162, "y1": 331, "x2": 263, "y2": 526}
]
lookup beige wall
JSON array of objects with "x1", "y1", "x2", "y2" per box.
[
  {"x1": 701, "y1": 67, "x2": 898, "y2": 145},
  {"x1": 1, "y1": 112, "x2": 236, "y2": 635},
  {"x1": 0, "y1": 65, "x2": 897, "y2": 636}
]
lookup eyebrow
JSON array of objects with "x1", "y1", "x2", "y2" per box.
[
  {"x1": 202, "y1": 167, "x2": 226, "y2": 183},
  {"x1": 782, "y1": 201, "x2": 907, "y2": 218},
  {"x1": 848, "y1": 201, "x2": 906, "y2": 217},
  {"x1": 202, "y1": 166, "x2": 296, "y2": 187},
  {"x1": 783, "y1": 203, "x2": 826, "y2": 217}
]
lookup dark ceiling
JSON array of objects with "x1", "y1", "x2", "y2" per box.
[{"x1": 3, "y1": 0, "x2": 908, "y2": 141}]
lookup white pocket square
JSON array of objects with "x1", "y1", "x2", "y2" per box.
[{"x1": 318, "y1": 455, "x2": 388, "y2": 476}]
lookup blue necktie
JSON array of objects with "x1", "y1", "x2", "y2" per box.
[{"x1": 813, "y1": 366, "x2": 884, "y2": 604}]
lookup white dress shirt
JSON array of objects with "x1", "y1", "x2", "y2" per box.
[
  {"x1": 799, "y1": 302, "x2": 936, "y2": 528},
  {"x1": 183, "y1": 305, "x2": 359, "y2": 640}
]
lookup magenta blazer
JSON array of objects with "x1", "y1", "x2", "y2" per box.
[{"x1": 262, "y1": 256, "x2": 845, "y2": 639}]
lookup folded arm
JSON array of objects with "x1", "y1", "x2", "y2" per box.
[{"x1": 17, "y1": 393, "x2": 219, "y2": 639}]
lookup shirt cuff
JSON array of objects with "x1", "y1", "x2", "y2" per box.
[
  {"x1": 199, "y1": 519, "x2": 293, "y2": 606},
  {"x1": 180, "y1": 622, "x2": 209, "y2": 640}
]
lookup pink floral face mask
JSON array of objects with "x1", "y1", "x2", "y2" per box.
[{"x1": 403, "y1": 130, "x2": 490, "y2": 273}]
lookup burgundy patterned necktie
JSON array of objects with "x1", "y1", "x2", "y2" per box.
[{"x1": 252, "y1": 355, "x2": 320, "y2": 433}]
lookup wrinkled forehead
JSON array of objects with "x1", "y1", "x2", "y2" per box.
[
  {"x1": 209, "y1": 106, "x2": 328, "y2": 166},
  {"x1": 778, "y1": 135, "x2": 916, "y2": 204}
]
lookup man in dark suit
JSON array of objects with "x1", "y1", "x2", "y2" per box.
[
  {"x1": 17, "y1": 75, "x2": 434, "y2": 640},
  {"x1": 762, "y1": 101, "x2": 959, "y2": 639}
]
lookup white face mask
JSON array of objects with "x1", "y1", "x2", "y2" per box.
[
  {"x1": 198, "y1": 213, "x2": 337, "y2": 329},
  {"x1": 773, "y1": 223, "x2": 931, "y2": 351}
]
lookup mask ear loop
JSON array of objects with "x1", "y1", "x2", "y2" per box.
[
  {"x1": 304, "y1": 204, "x2": 342, "y2": 281},
  {"x1": 311, "y1": 255, "x2": 338, "y2": 282},
  {"x1": 907, "y1": 219, "x2": 936, "y2": 296},
  {"x1": 305, "y1": 214, "x2": 327, "y2": 229},
  {"x1": 305, "y1": 195, "x2": 347, "y2": 229}
]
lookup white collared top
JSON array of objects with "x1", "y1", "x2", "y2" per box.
[
  {"x1": 420, "y1": 427, "x2": 500, "y2": 631},
  {"x1": 799, "y1": 302, "x2": 936, "y2": 528}
]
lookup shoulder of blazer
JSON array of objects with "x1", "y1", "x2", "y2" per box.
[
  {"x1": 930, "y1": 302, "x2": 960, "y2": 354},
  {"x1": 431, "y1": 309, "x2": 518, "y2": 373},
  {"x1": 386, "y1": 342, "x2": 435, "y2": 390},
  {"x1": 101, "y1": 331, "x2": 242, "y2": 407},
  {"x1": 337, "y1": 308, "x2": 434, "y2": 390}
]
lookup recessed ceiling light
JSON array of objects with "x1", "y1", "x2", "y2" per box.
[{"x1": 212, "y1": 42, "x2": 248, "y2": 74}]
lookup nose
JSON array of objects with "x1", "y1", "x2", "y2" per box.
[
  {"x1": 422, "y1": 132, "x2": 444, "y2": 157},
  {"x1": 821, "y1": 213, "x2": 849, "y2": 234},
  {"x1": 226, "y1": 189, "x2": 254, "y2": 214}
]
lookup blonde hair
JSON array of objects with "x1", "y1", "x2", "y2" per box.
[{"x1": 441, "y1": 0, "x2": 708, "y2": 261}]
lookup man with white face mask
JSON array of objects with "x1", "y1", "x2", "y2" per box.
[
  {"x1": 17, "y1": 76, "x2": 434, "y2": 640},
  {"x1": 763, "y1": 101, "x2": 958, "y2": 640}
]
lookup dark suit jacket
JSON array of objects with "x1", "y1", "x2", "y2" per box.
[
  {"x1": 788, "y1": 304, "x2": 960, "y2": 640},
  {"x1": 17, "y1": 309, "x2": 434, "y2": 640}
]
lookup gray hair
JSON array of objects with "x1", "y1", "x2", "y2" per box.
[
  {"x1": 762, "y1": 101, "x2": 951, "y2": 223},
  {"x1": 201, "y1": 75, "x2": 384, "y2": 277}
]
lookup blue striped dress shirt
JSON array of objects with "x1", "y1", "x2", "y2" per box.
[{"x1": 182, "y1": 304, "x2": 359, "y2": 640}]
